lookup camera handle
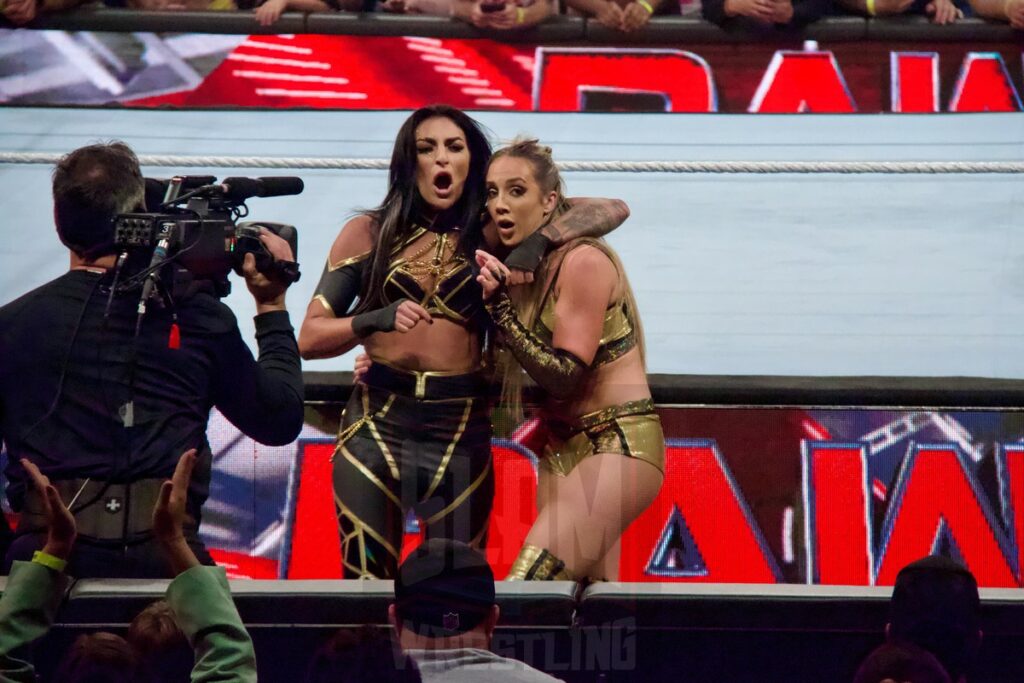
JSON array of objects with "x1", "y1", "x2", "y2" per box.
[{"x1": 233, "y1": 221, "x2": 301, "y2": 284}]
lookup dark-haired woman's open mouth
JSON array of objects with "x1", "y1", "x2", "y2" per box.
[{"x1": 432, "y1": 171, "x2": 453, "y2": 198}]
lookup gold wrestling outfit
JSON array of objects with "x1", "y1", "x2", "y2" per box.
[
  {"x1": 532, "y1": 275, "x2": 665, "y2": 477},
  {"x1": 487, "y1": 239, "x2": 666, "y2": 580}
]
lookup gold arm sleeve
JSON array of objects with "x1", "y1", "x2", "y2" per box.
[{"x1": 486, "y1": 291, "x2": 586, "y2": 400}]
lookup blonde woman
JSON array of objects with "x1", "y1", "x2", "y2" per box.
[{"x1": 476, "y1": 140, "x2": 664, "y2": 581}]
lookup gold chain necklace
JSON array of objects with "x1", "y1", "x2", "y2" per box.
[{"x1": 401, "y1": 231, "x2": 464, "y2": 284}]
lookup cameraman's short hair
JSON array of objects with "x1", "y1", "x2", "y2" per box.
[{"x1": 53, "y1": 141, "x2": 144, "y2": 259}]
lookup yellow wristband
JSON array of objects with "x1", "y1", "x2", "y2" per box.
[
  {"x1": 865, "y1": 0, "x2": 876, "y2": 14},
  {"x1": 637, "y1": 0, "x2": 654, "y2": 12},
  {"x1": 32, "y1": 550, "x2": 68, "y2": 573},
  {"x1": 515, "y1": 6, "x2": 525, "y2": 23}
]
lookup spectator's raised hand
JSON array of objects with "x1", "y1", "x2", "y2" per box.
[
  {"x1": 925, "y1": 0, "x2": 962, "y2": 22},
  {"x1": 2, "y1": 0, "x2": 38, "y2": 25},
  {"x1": 21, "y1": 459, "x2": 76, "y2": 561},
  {"x1": 723, "y1": 0, "x2": 775, "y2": 20},
  {"x1": 620, "y1": 0, "x2": 653, "y2": 29},
  {"x1": 153, "y1": 449, "x2": 200, "y2": 575},
  {"x1": 255, "y1": 0, "x2": 288, "y2": 25}
]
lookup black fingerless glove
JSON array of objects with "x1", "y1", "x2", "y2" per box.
[
  {"x1": 504, "y1": 231, "x2": 551, "y2": 275},
  {"x1": 352, "y1": 299, "x2": 404, "y2": 338}
]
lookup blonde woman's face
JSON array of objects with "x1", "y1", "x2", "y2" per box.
[{"x1": 485, "y1": 156, "x2": 557, "y2": 248}]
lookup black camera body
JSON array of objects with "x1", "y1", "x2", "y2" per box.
[{"x1": 112, "y1": 175, "x2": 302, "y2": 298}]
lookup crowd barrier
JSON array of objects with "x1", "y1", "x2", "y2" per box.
[
  {"x1": 16, "y1": 10, "x2": 1022, "y2": 42},
  {"x1": 6, "y1": 579, "x2": 1024, "y2": 681}
]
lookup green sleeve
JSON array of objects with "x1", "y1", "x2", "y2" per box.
[
  {"x1": 0, "y1": 561, "x2": 70, "y2": 683},
  {"x1": 166, "y1": 565, "x2": 257, "y2": 683}
]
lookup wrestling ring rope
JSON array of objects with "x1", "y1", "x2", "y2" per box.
[{"x1": 3, "y1": 152, "x2": 1024, "y2": 174}]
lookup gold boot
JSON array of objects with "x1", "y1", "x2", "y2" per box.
[{"x1": 506, "y1": 544, "x2": 574, "y2": 580}]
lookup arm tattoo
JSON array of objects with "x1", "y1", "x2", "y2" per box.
[{"x1": 539, "y1": 199, "x2": 626, "y2": 245}]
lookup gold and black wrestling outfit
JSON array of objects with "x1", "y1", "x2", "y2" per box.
[
  {"x1": 314, "y1": 224, "x2": 493, "y2": 578},
  {"x1": 487, "y1": 239, "x2": 665, "y2": 580}
]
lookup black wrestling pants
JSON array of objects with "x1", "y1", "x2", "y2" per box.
[{"x1": 332, "y1": 363, "x2": 493, "y2": 578}]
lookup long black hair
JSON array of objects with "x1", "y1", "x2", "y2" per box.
[{"x1": 355, "y1": 105, "x2": 492, "y2": 313}]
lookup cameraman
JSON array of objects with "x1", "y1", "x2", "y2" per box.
[{"x1": 0, "y1": 141, "x2": 304, "y2": 578}]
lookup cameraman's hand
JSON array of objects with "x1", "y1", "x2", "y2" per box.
[
  {"x1": 21, "y1": 459, "x2": 77, "y2": 561},
  {"x1": 154, "y1": 449, "x2": 201, "y2": 576},
  {"x1": 244, "y1": 228, "x2": 294, "y2": 314}
]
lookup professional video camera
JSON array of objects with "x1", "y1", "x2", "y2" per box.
[{"x1": 111, "y1": 175, "x2": 303, "y2": 304}]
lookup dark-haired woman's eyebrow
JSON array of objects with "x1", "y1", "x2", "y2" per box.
[{"x1": 444, "y1": 137, "x2": 466, "y2": 145}]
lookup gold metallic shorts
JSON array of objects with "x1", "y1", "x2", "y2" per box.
[{"x1": 542, "y1": 398, "x2": 665, "y2": 477}]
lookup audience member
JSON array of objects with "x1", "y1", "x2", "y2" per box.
[
  {"x1": 887, "y1": 555, "x2": 982, "y2": 683},
  {"x1": 835, "y1": 0, "x2": 962, "y2": 23},
  {"x1": 1, "y1": 0, "x2": 85, "y2": 25},
  {"x1": 127, "y1": 600, "x2": 193, "y2": 683},
  {"x1": 306, "y1": 627, "x2": 421, "y2": 683},
  {"x1": 853, "y1": 642, "x2": 952, "y2": 683},
  {"x1": 0, "y1": 451, "x2": 257, "y2": 682},
  {"x1": 380, "y1": 0, "x2": 456, "y2": 12},
  {"x1": 451, "y1": 0, "x2": 557, "y2": 29},
  {"x1": 124, "y1": 0, "x2": 250, "y2": 10},
  {"x1": 702, "y1": 0, "x2": 830, "y2": 29},
  {"x1": 0, "y1": 515, "x2": 10, "y2": 569},
  {"x1": 564, "y1": 0, "x2": 679, "y2": 31},
  {"x1": 53, "y1": 632, "x2": 140, "y2": 683},
  {"x1": 390, "y1": 539, "x2": 564, "y2": 682},
  {"x1": 255, "y1": 0, "x2": 360, "y2": 25},
  {"x1": 968, "y1": 0, "x2": 1022, "y2": 24}
]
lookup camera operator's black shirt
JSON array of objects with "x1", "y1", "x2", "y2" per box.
[{"x1": 0, "y1": 270, "x2": 304, "y2": 520}]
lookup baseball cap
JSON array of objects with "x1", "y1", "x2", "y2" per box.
[{"x1": 394, "y1": 539, "x2": 495, "y2": 638}]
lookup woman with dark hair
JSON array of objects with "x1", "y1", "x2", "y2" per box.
[
  {"x1": 300, "y1": 106, "x2": 628, "y2": 579},
  {"x1": 476, "y1": 139, "x2": 663, "y2": 581}
]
